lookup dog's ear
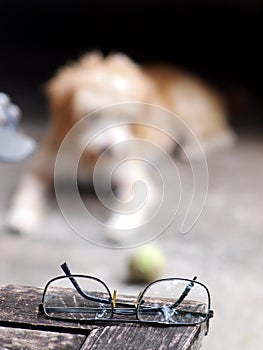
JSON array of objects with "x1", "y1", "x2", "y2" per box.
[
  {"x1": 105, "y1": 53, "x2": 156, "y2": 100},
  {"x1": 79, "y1": 50, "x2": 104, "y2": 68},
  {"x1": 106, "y1": 52, "x2": 141, "y2": 72},
  {"x1": 45, "y1": 50, "x2": 103, "y2": 118}
]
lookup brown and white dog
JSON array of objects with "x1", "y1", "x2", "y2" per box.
[{"x1": 7, "y1": 51, "x2": 234, "y2": 240}]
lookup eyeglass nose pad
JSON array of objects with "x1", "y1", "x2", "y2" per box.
[
  {"x1": 136, "y1": 291, "x2": 143, "y2": 307},
  {"x1": 113, "y1": 289, "x2": 117, "y2": 308}
]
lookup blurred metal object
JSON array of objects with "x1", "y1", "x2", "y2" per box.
[{"x1": 0, "y1": 92, "x2": 36, "y2": 162}]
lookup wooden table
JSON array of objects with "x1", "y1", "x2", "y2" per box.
[{"x1": 0, "y1": 285, "x2": 206, "y2": 349}]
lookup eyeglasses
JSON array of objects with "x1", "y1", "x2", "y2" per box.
[{"x1": 39, "y1": 262, "x2": 214, "y2": 335}]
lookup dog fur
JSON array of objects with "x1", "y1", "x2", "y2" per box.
[{"x1": 7, "y1": 51, "x2": 234, "y2": 239}]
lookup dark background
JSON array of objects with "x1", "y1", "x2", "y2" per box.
[{"x1": 0, "y1": 0, "x2": 262, "y2": 127}]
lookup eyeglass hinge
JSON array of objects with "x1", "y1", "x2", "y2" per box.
[
  {"x1": 208, "y1": 309, "x2": 214, "y2": 318},
  {"x1": 38, "y1": 303, "x2": 44, "y2": 313}
]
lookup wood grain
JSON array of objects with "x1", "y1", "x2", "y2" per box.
[
  {"x1": 0, "y1": 326, "x2": 85, "y2": 350},
  {"x1": 0, "y1": 285, "x2": 95, "y2": 334},
  {"x1": 81, "y1": 324, "x2": 205, "y2": 350}
]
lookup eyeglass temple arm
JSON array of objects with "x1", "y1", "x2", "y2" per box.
[
  {"x1": 60, "y1": 263, "x2": 137, "y2": 309},
  {"x1": 171, "y1": 276, "x2": 197, "y2": 309},
  {"x1": 60, "y1": 262, "x2": 109, "y2": 304},
  {"x1": 169, "y1": 276, "x2": 214, "y2": 336}
]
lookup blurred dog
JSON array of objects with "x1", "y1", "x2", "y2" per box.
[{"x1": 7, "y1": 51, "x2": 234, "y2": 239}]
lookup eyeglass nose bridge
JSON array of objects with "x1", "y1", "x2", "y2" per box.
[
  {"x1": 136, "y1": 291, "x2": 143, "y2": 307},
  {"x1": 111, "y1": 289, "x2": 140, "y2": 316}
]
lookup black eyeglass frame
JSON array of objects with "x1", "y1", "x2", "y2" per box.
[{"x1": 39, "y1": 272, "x2": 213, "y2": 335}]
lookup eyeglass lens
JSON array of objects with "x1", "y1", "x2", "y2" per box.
[
  {"x1": 137, "y1": 279, "x2": 209, "y2": 324},
  {"x1": 43, "y1": 276, "x2": 112, "y2": 320}
]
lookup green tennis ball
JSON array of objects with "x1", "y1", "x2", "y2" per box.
[{"x1": 128, "y1": 244, "x2": 166, "y2": 283}]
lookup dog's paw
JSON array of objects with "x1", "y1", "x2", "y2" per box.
[{"x1": 6, "y1": 207, "x2": 42, "y2": 235}]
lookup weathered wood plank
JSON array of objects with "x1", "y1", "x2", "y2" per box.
[
  {"x1": 0, "y1": 285, "x2": 96, "y2": 334},
  {"x1": 0, "y1": 285, "x2": 205, "y2": 349},
  {"x1": 0, "y1": 326, "x2": 86, "y2": 350},
  {"x1": 81, "y1": 323, "x2": 204, "y2": 350}
]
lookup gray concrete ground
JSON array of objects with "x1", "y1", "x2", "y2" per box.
[{"x1": 0, "y1": 121, "x2": 263, "y2": 350}]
